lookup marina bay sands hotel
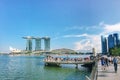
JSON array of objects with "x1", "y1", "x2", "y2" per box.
[{"x1": 23, "y1": 36, "x2": 50, "y2": 52}]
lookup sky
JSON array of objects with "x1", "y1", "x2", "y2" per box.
[{"x1": 1, "y1": 0, "x2": 120, "y2": 53}]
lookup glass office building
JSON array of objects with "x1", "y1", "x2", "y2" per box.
[
  {"x1": 101, "y1": 33, "x2": 120, "y2": 55},
  {"x1": 113, "y1": 33, "x2": 119, "y2": 47},
  {"x1": 108, "y1": 34, "x2": 114, "y2": 49},
  {"x1": 101, "y1": 36, "x2": 107, "y2": 54}
]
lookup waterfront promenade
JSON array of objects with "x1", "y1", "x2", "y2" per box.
[{"x1": 97, "y1": 61, "x2": 120, "y2": 80}]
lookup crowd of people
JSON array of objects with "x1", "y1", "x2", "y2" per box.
[
  {"x1": 44, "y1": 55, "x2": 92, "y2": 62},
  {"x1": 100, "y1": 56, "x2": 119, "y2": 73}
]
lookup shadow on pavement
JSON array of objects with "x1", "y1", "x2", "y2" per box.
[{"x1": 97, "y1": 74, "x2": 108, "y2": 77}]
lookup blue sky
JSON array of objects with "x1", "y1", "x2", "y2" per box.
[{"x1": 1, "y1": 0, "x2": 120, "y2": 53}]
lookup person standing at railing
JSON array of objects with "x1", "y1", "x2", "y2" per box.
[{"x1": 113, "y1": 56, "x2": 118, "y2": 73}]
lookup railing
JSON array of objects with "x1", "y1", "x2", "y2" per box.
[
  {"x1": 86, "y1": 60, "x2": 98, "y2": 80},
  {"x1": 44, "y1": 59, "x2": 94, "y2": 64}
]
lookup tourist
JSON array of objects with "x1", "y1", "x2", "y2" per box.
[
  {"x1": 101, "y1": 57, "x2": 106, "y2": 70},
  {"x1": 108, "y1": 56, "x2": 112, "y2": 65},
  {"x1": 105, "y1": 57, "x2": 109, "y2": 67},
  {"x1": 113, "y1": 56, "x2": 118, "y2": 73}
]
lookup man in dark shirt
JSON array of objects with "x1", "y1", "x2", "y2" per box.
[{"x1": 113, "y1": 56, "x2": 118, "y2": 73}]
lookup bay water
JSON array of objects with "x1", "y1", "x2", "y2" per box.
[{"x1": 0, "y1": 55, "x2": 90, "y2": 80}]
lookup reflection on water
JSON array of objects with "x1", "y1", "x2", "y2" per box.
[{"x1": 0, "y1": 55, "x2": 90, "y2": 80}]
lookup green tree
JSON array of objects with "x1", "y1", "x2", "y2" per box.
[{"x1": 111, "y1": 47, "x2": 120, "y2": 56}]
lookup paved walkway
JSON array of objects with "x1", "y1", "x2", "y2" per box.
[{"x1": 97, "y1": 61, "x2": 120, "y2": 80}]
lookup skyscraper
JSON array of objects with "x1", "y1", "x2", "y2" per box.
[
  {"x1": 34, "y1": 38, "x2": 41, "y2": 51},
  {"x1": 113, "y1": 33, "x2": 119, "y2": 47},
  {"x1": 23, "y1": 36, "x2": 51, "y2": 52},
  {"x1": 101, "y1": 36, "x2": 107, "y2": 54},
  {"x1": 23, "y1": 36, "x2": 33, "y2": 51},
  {"x1": 101, "y1": 33, "x2": 120, "y2": 55},
  {"x1": 108, "y1": 34, "x2": 114, "y2": 49},
  {"x1": 43, "y1": 37, "x2": 50, "y2": 51}
]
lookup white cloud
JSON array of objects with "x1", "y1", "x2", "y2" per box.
[
  {"x1": 101, "y1": 23, "x2": 120, "y2": 35},
  {"x1": 54, "y1": 22, "x2": 120, "y2": 53},
  {"x1": 65, "y1": 26, "x2": 84, "y2": 31},
  {"x1": 65, "y1": 24, "x2": 103, "y2": 32},
  {"x1": 63, "y1": 33, "x2": 88, "y2": 38},
  {"x1": 104, "y1": 23, "x2": 120, "y2": 33},
  {"x1": 73, "y1": 34, "x2": 101, "y2": 53},
  {"x1": 73, "y1": 22, "x2": 120, "y2": 53},
  {"x1": 74, "y1": 39, "x2": 92, "y2": 51}
]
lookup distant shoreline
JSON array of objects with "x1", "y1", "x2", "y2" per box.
[{"x1": 0, "y1": 53, "x2": 42, "y2": 56}]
